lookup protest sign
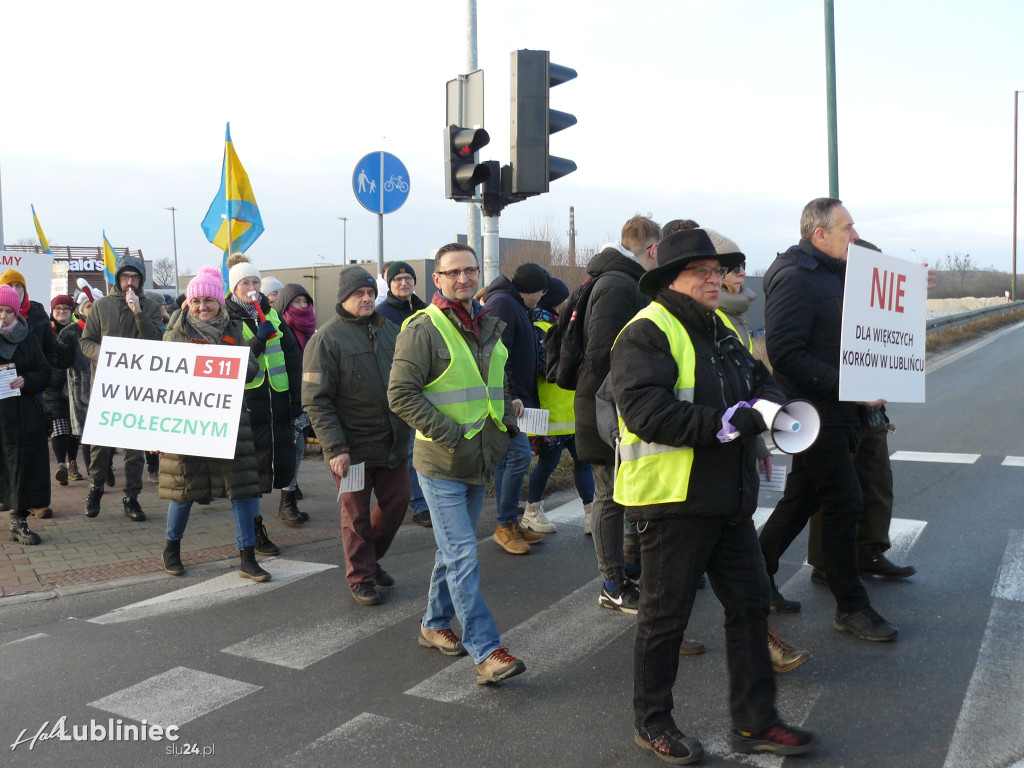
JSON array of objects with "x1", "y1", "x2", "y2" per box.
[{"x1": 0, "y1": 251, "x2": 54, "y2": 303}]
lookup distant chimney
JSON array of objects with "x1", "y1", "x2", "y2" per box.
[{"x1": 568, "y1": 206, "x2": 577, "y2": 267}]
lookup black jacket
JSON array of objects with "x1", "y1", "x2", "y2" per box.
[
  {"x1": 574, "y1": 248, "x2": 647, "y2": 464},
  {"x1": 610, "y1": 289, "x2": 783, "y2": 521},
  {"x1": 376, "y1": 291, "x2": 427, "y2": 327},
  {"x1": 763, "y1": 240, "x2": 857, "y2": 426},
  {"x1": 483, "y1": 275, "x2": 539, "y2": 408}
]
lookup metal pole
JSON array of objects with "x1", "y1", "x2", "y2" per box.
[
  {"x1": 466, "y1": 0, "x2": 482, "y2": 259},
  {"x1": 482, "y1": 214, "x2": 500, "y2": 286},
  {"x1": 338, "y1": 216, "x2": 348, "y2": 264},
  {"x1": 164, "y1": 207, "x2": 179, "y2": 288},
  {"x1": 377, "y1": 213, "x2": 384, "y2": 277},
  {"x1": 0, "y1": 159, "x2": 5, "y2": 249},
  {"x1": 824, "y1": 0, "x2": 839, "y2": 198},
  {"x1": 1014, "y1": 91, "x2": 1020, "y2": 301}
]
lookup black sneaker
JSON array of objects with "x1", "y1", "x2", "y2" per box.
[
  {"x1": 350, "y1": 582, "x2": 382, "y2": 606},
  {"x1": 769, "y1": 575, "x2": 801, "y2": 614},
  {"x1": 599, "y1": 581, "x2": 640, "y2": 615},
  {"x1": 122, "y1": 496, "x2": 146, "y2": 522},
  {"x1": 731, "y1": 722, "x2": 820, "y2": 755},
  {"x1": 411, "y1": 510, "x2": 432, "y2": 527},
  {"x1": 373, "y1": 563, "x2": 395, "y2": 588},
  {"x1": 85, "y1": 486, "x2": 103, "y2": 518},
  {"x1": 9, "y1": 515, "x2": 41, "y2": 546},
  {"x1": 634, "y1": 727, "x2": 704, "y2": 765},
  {"x1": 834, "y1": 606, "x2": 899, "y2": 642}
]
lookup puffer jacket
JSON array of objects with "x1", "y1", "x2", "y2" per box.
[
  {"x1": 303, "y1": 307, "x2": 409, "y2": 469},
  {"x1": 59, "y1": 320, "x2": 92, "y2": 435},
  {"x1": 42, "y1": 315, "x2": 74, "y2": 420},
  {"x1": 157, "y1": 308, "x2": 261, "y2": 502},
  {"x1": 482, "y1": 275, "x2": 539, "y2": 408},
  {"x1": 610, "y1": 289, "x2": 784, "y2": 522},
  {"x1": 388, "y1": 299, "x2": 516, "y2": 485}
]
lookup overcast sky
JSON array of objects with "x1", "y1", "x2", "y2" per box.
[{"x1": 2, "y1": 0, "x2": 1022, "y2": 278}]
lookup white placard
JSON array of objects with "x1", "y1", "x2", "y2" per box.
[
  {"x1": 839, "y1": 245, "x2": 927, "y2": 403},
  {"x1": 82, "y1": 336, "x2": 249, "y2": 458},
  {"x1": 0, "y1": 251, "x2": 53, "y2": 304},
  {"x1": 0, "y1": 363, "x2": 20, "y2": 400},
  {"x1": 759, "y1": 461, "x2": 788, "y2": 493},
  {"x1": 335, "y1": 462, "x2": 366, "y2": 498},
  {"x1": 50, "y1": 260, "x2": 69, "y2": 300},
  {"x1": 519, "y1": 408, "x2": 550, "y2": 436}
]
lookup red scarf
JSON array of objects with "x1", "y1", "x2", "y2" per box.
[
  {"x1": 283, "y1": 304, "x2": 317, "y2": 351},
  {"x1": 431, "y1": 292, "x2": 489, "y2": 338},
  {"x1": 18, "y1": 293, "x2": 30, "y2": 318}
]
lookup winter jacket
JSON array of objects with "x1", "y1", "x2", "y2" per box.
[
  {"x1": 59, "y1": 320, "x2": 92, "y2": 436},
  {"x1": 0, "y1": 316, "x2": 51, "y2": 511},
  {"x1": 574, "y1": 247, "x2": 648, "y2": 464},
  {"x1": 42, "y1": 315, "x2": 74, "y2": 420},
  {"x1": 388, "y1": 300, "x2": 515, "y2": 485},
  {"x1": 157, "y1": 308, "x2": 261, "y2": 502},
  {"x1": 482, "y1": 275, "x2": 539, "y2": 408},
  {"x1": 376, "y1": 290, "x2": 428, "y2": 327},
  {"x1": 763, "y1": 240, "x2": 857, "y2": 426},
  {"x1": 717, "y1": 284, "x2": 756, "y2": 350},
  {"x1": 25, "y1": 300, "x2": 69, "y2": 373},
  {"x1": 610, "y1": 289, "x2": 783, "y2": 521},
  {"x1": 80, "y1": 287, "x2": 164, "y2": 369}
]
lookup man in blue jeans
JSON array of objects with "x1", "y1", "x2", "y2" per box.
[{"x1": 388, "y1": 243, "x2": 526, "y2": 685}]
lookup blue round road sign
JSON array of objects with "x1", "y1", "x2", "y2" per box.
[{"x1": 352, "y1": 151, "x2": 410, "y2": 214}]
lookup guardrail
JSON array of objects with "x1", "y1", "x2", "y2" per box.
[{"x1": 926, "y1": 301, "x2": 1024, "y2": 334}]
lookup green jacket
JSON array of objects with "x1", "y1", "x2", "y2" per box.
[
  {"x1": 80, "y1": 286, "x2": 164, "y2": 371},
  {"x1": 388, "y1": 303, "x2": 515, "y2": 485}
]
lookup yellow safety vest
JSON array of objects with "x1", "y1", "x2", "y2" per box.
[
  {"x1": 411, "y1": 304, "x2": 508, "y2": 441},
  {"x1": 532, "y1": 319, "x2": 575, "y2": 436},
  {"x1": 613, "y1": 301, "x2": 697, "y2": 506},
  {"x1": 716, "y1": 309, "x2": 752, "y2": 352},
  {"x1": 242, "y1": 308, "x2": 289, "y2": 391}
]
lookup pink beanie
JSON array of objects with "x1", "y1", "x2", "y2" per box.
[
  {"x1": 0, "y1": 285, "x2": 20, "y2": 312},
  {"x1": 187, "y1": 266, "x2": 226, "y2": 306}
]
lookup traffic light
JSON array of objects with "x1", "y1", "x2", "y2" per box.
[
  {"x1": 510, "y1": 49, "x2": 577, "y2": 196},
  {"x1": 445, "y1": 126, "x2": 491, "y2": 201}
]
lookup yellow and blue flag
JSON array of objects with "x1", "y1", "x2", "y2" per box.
[
  {"x1": 201, "y1": 122, "x2": 264, "y2": 278},
  {"x1": 31, "y1": 205, "x2": 52, "y2": 254},
  {"x1": 102, "y1": 230, "x2": 118, "y2": 285}
]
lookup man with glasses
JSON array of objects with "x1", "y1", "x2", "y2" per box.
[{"x1": 388, "y1": 243, "x2": 526, "y2": 686}]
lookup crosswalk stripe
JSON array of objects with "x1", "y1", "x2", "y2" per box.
[
  {"x1": 88, "y1": 666, "x2": 260, "y2": 727},
  {"x1": 1002, "y1": 456, "x2": 1024, "y2": 467},
  {"x1": 544, "y1": 497, "x2": 584, "y2": 527},
  {"x1": 889, "y1": 451, "x2": 980, "y2": 464},
  {"x1": 886, "y1": 518, "x2": 927, "y2": 561},
  {"x1": 2, "y1": 633, "x2": 48, "y2": 647},
  {"x1": 221, "y1": 592, "x2": 423, "y2": 670},
  {"x1": 993, "y1": 530, "x2": 1024, "y2": 602},
  {"x1": 404, "y1": 577, "x2": 630, "y2": 705},
  {"x1": 87, "y1": 558, "x2": 337, "y2": 625},
  {"x1": 279, "y1": 713, "x2": 429, "y2": 767}
]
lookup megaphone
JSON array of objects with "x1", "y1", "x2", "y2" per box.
[{"x1": 750, "y1": 399, "x2": 820, "y2": 455}]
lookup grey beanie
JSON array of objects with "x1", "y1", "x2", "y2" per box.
[{"x1": 337, "y1": 265, "x2": 377, "y2": 304}]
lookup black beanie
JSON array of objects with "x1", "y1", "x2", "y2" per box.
[
  {"x1": 386, "y1": 261, "x2": 416, "y2": 285},
  {"x1": 337, "y1": 265, "x2": 377, "y2": 303},
  {"x1": 511, "y1": 263, "x2": 549, "y2": 294}
]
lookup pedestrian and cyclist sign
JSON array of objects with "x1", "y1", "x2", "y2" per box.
[{"x1": 352, "y1": 151, "x2": 410, "y2": 214}]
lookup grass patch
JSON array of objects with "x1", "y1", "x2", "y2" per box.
[{"x1": 926, "y1": 307, "x2": 1024, "y2": 353}]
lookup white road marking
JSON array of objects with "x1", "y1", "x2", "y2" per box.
[
  {"x1": 889, "y1": 451, "x2": 980, "y2": 464},
  {"x1": 221, "y1": 592, "x2": 422, "y2": 669},
  {"x1": 753, "y1": 507, "x2": 773, "y2": 532},
  {"x1": 1002, "y1": 456, "x2": 1024, "y2": 467},
  {"x1": 88, "y1": 666, "x2": 260, "y2": 727},
  {"x1": 279, "y1": 713, "x2": 430, "y2": 768},
  {"x1": 3, "y1": 632, "x2": 48, "y2": 646},
  {"x1": 944, "y1": 533, "x2": 1024, "y2": 768},
  {"x1": 887, "y1": 518, "x2": 927, "y2": 562},
  {"x1": 87, "y1": 558, "x2": 336, "y2": 625},
  {"x1": 544, "y1": 497, "x2": 584, "y2": 527}
]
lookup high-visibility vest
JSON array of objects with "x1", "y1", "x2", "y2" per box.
[
  {"x1": 716, "y1": 309, "x2": 752, "y2": 352},
  {"x1": 411, "y1": 303, "x2": 508, "y2": 441},
  {"x1": 613, "y1": 301, "x2": 697, "y2": 506},
  {"x1": 532, "y1": 319, "x2": 575, "y2": 436},
  {"x1": 242, "y1": 308, "x2": 289, "y2": 391}
]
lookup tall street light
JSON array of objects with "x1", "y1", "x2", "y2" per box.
[
  {"x1": 1014, "y1": 90, "x2": 1023, "y2": 301},
  {"x1": 338, "y1": 216, "x2": 348, "y2": 265},
  {"x1": 164, "y1": 206, "x2": 179, "y2": 289}
]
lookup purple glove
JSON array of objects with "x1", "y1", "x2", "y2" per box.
[{"x1": 717, "y1": 401, "x2": 751, "y2": 443}]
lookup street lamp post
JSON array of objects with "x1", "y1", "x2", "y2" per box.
[
  {"x1": 164, "y1": 206, "x2": 179, "y2": 289},
  {"x1": 338, "y1": 216, "x2": 348, "y2": 265},
  {"x1": 1014, "y1": 90, "x2": 1022, "y2": 301}
]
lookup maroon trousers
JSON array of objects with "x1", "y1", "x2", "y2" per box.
[{"x1": 336, "y1": 463, "x2": 411, "y2": 588}]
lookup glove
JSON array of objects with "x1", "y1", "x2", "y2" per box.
[
  {"x1": 728, "y1": 406, "x2": 767, "y2": 438},
  {"x1": 256, "y1": 320, "x2": 275, "y2": 341}
]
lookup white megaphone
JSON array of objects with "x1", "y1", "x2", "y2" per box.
[{"x1": 750, "y1": 398, "x2": 820, "y2": 455}]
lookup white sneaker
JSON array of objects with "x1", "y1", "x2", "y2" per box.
[
  {"x1": 522, "y1": 501, "x2": 556, "y2": 533},
  {"x1": 583, "y1": 503, "x2": 592, "y2": 536}
]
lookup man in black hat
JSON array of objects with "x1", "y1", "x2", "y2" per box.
[{"x1": 611, "y1": 229, "x2": 819, "y2": 761}]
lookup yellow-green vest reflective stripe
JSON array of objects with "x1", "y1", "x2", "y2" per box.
[
  {"x1": 242, "y1": 308, "x2": 289, "y2": 391},
  {"x1": 613, "y1": 301, "x2": 697, "y2": 506},
  {"x1": 414, "y1": 303, "x2": 508, "y2": 441},
  {"x1": 532, "y1": 319, "x2": 575, "y2": 436},
  {"x1": 716, "y1": 309, "x2": 752, "y2": 352}
]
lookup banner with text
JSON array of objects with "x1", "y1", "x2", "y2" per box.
[
  {"x1": 82, "y1": 337, "x2": 249, "y2": 458},
  {"x1": 0, "y1": 251, "x2": 54, "y2": 304},
  {"x1": 839, "y1": 244, "x2": 927, "y2": 403}
]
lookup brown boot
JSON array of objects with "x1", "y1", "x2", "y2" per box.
[
  {"x1": 516, "y1": 521, "x2": 544, "y2": 545},
  {"x1": 493, "y1": 522, "x2": 529, "y2": 555},
  {"x1": 768, "y1": 627, "x2": 810, "y2": 673}
]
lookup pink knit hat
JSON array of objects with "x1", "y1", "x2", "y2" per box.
[
  {"x1": 187, "y1": 266, "x2": 226, "y2": 306},
  {"x1": 0, "y1": 285, "x2": 20, "y2": 312}
]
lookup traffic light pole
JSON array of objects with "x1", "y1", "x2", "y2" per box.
[{"x1": 482, "y1": 214, "x2": 500, "y2": 287}]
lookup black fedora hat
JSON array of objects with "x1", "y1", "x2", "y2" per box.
[{"x1": 638, "y1": 229, "x2": 744, "y2": 297}]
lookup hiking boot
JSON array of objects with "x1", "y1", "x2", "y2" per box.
[
  {"x1": 493, "y1": 522, "x2": 529, "y2": 555},
  {"x1": 122, "y1": 496, "x2": 146, "y2": 522},
  {"x1": 583, "y1": 502, "x2": 592, "y2": 535},
  {"x1": 9, "y1": 514, "x2": 41, "y2": 546},
  {"x1": 679, "y1": 638, "x2": 706, "y2": 656},
  {"x1": 373, "y1": 563, "x2": 394, "y2": 588},
  {"x1": 55, "y1": 463, "x2": 69, "y2": 486},
  {"x1": 810, "y1": 567, "x2": 829, "y2": 586},
  {"x1": 85, "y1": 486, "x2": 103, "y2": 518},
  {"x1": 67, "y1": 460, "x2": 84, "y2": 481},
  {"x1": 834, "y1": 606, "x2": 899, "y2": 642},
  {"x1": 350, "y1": 581, "x2": 381, "y2": 605},
  {"x1": 411, "y1": 509, "x2": 432, "y2": 527},
  {"x1": 278, "y1": 490, "x2": 304, "y2": 528},
  {"x1": 418, "y1": 625, "x2": 467, "y2": 657},
  {"x1": 634, "y1": 726, "x2": 704, "y2": 765},
  {"x1": 599, "y1": 581, "x2": 640, "y2": 615},
  {"x1": 769, "y1": 575, "x2": 800, "y2": 614},
  {"x1": 238, "y1": 546, "x2": 271, "y2": 583},
  {"x1": 516, "y1": 521, "x2": 544, "y2": 544},
  {"x1": 475, "y1": 647, "x2": 525, "y2": 684},
  {"x1": 522, "y1": 501, "x2": 556, "y2": 533},
  {"x1": 253, "y1": 515, "x2": 280, "y2": 556},
  {"x1": 731, "y1": 722, "x2": 820, "y2": 755},
  {"x1": 29, "y1": 506, "x2": 53, "y2": 519},
  {"x1": 860, "y1": 553, "x2": 916, "y2": 580},
  {"x1": 163, "y1": 539, "x2": 185, "y2": 577},
  {"x1": 768, "y1": 627, "x2": 810, "y2": 673}
]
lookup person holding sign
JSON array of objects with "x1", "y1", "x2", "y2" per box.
[
  {"x1": 158, "y1": 266, "x2": 268, "y2": 582},
  {"x1": 0, "y1": 284, "x2": 51, "y2": 545}
]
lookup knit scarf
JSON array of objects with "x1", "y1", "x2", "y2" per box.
[
  {"x1": 229, "y1": 293, "x2": 259, "y2": 321},
  {"x1": 185, "y1": 307, "x2": 231, "y2": 344},
  {"x1": 284, "y1": 304, "x2": 316, "y2": 351}
]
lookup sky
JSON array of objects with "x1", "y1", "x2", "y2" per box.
[{"x1": 2, "y1": 0, "x2": 1022, "y2": 278}]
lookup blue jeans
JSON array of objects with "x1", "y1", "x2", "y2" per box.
[
  {"x1": 492, "y1": 430, "x2": 531, "y2": 526},
  {"x1": 408, "y1": 434, "x2": 428, "y2": 515},
  {"x1": 526, "y1": 436, "x2": 594, "y2": 504},
  {"x1": 419, "y1": 475, "x2": 501, "y2": 664},
  {"x1": 166, "y1": 496, "x2": 259, "y2": 550}
]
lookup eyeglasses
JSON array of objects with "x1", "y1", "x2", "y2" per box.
[
  {"x1": 435, "y1": 267, "x2": 480, "y2": 279},
  {"x1": 391, "y1": 275, "x2": 415, "y2": 285},
  {"x1": 682, "y1": 265, "x2": 729, "y2": 280},
  {"x1": 730, "y1": 262, "x2": 746, "y2": 273}
]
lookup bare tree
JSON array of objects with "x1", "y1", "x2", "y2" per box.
[
  {"x1": 944, "y1": 252, "x2": 976, "y2": 292},
  {"x1": 152, "y1": 257, "x2": 178, "y2": 288}
]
